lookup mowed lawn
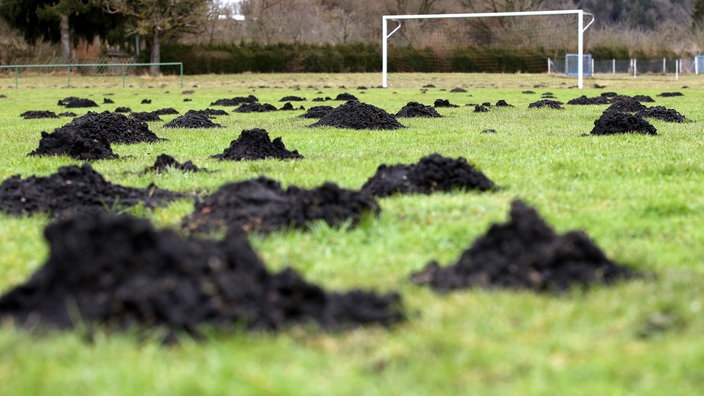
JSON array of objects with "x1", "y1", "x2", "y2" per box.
[{"x1": 0, "y1": 73, "x2": 702, "y2": 395}]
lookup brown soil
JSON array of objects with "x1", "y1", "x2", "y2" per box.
[
  {"x1": 0, "y1": 212, "x2": 403, "y2": 340},
  {"x1": 361, "y1": 153, "x2": 495, "y2": 197},
  {"x1": 0, "y1": 163, "x2": 182, "y2": 218},
  {"x1": 182, "y1": 176, "x2": 379, "y2": 234},
  {"x1": 411, "y1": 200, "x2": 638, "y2": 292}
]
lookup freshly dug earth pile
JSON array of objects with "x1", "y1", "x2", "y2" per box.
[
  {"x1": 606, "y1": 99, "x2": 647, "y2": 113},
  {"x1": 142, "y1": 154, "x2": 203, "y2": 173},
  {"x1": 164, "y1": 110, "x2": 223, "y2": 128},
  {"x1": 568, "y1": 95, "x2": 609, "y2": 105},
  {"x1": 20, "y1": 111, "x2": 59, "y2": 119},
  {"x1": 212, "y1": 128, "x2": 303, "y2": 161},
  {"x1": 182, "y1": 176, "x2": 379, "y2": 234},
  {"x1": 58, "y1": 97, "x2": 99, "y2": 108},
  {"x1": 131, "y1": 112, "x2": 162, "y2": 122},
  {"x1": 0, "y1": 163, "x2": 182, "y2": 218},
  {"x1": 234, "y1": 102, "x2": 278, "y2": 113},
  {"x1": 528, "y1": 100, "x2": 564, "y2": 109},
  {"x1": 29, "y1": 112, "x2": 163, "y2": 159},
  {"x1": 636, "y1": 106, "x2": 686, "y2": 123},
  {"x1": 590, "y1": 111, "x2": 657, "y2": 135},
  {"x1": 395, "y1": 102, "x2": 442, "y2": 118},
  {"x1": 334, "y1": 93, "x2": 358, "y2": 101},
  {"x1": 33, "y1": 111, "x2": 163, "y2": 152},
  {"x1": 210, "y1": 95, "x2": 258, "y2": 106},
  {"x1": 410, "y1": 199, "x2": 638, "y2": 292},
  {"x1": 361, "y1": 153, "x2": 495, "y2": 197},
  {"x1": 153, "y1": 108, "x2": 180, "y2": 115},
  {"x1": 434, "y1": 99, "x2": 458, "y2": 108},
  {"x1": 300, "y1": 105, "x2": 333, "y2": 118},
  {"x1": 280, "y1": 95, "x2": 305, "y2": 101},
  {"x1": 309, "y1": 101, "x2": 405, "y2": 130},
  {"x1": 0, "y1": 213, "x2": 404, "y2": 339},
  {"x1": 29, "y1": 128, "x2": 117, "y2": 160}
]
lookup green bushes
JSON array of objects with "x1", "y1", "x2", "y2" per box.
[{"x1": 158, "y1": 42, "x2": 601, "y2": 74}]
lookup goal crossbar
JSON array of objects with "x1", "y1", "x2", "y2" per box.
[{"x1": 382, "y1": 9, "x2": 594, "y2": 88}]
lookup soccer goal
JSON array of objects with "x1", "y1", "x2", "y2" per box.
[{"x1": 382, "y1": 10, "x2": 594, "y2": 89}]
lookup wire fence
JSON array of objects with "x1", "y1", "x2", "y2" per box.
[
  {"x1": 548, "y1": 57, "x2": 700, "y2": 79},
  {"x1": 0, "y1": 61, "x2": 184, "y2": 88}
]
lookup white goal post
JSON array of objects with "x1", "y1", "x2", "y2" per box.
[{"x1": 382, "y1": 9, "x2": 594, "y2": 88}]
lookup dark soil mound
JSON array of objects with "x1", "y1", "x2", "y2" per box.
[
  {"x1": 21, "y1": 111, "x2": 59, "y2": 119},
  {"x1": 600, "y1": 91, "x2": 618, "y2": 98},
  {"x1": 410, "y1": 199, "x2": 638, "y2": 292},
  {"x1": 212, "y1": 128, "x2": 303, "y2": 161},
  {"x1": 210, "y1": 95, "x2": 258, "y2": 106},
  {"x1": 280, "y1": 95, "x2": 305, "y2": 102},
  {"x1": 202, "y1": 108, "x2": 228, "y2": 116},
  {"x1": 29, "y1": 128, "x2": 116, "y2": 160},
  {"x1": 636, "y1": 106, "x2": 686, "y2": 123},
  {"x1": 605, "y1": 99, "x2": 647, "y2": 113},
  {"x1": 103, "y1": 98, "x2": 114, "y2": 104},
  {"x1": 300, "y1": 106, "x2": 334, "y2": 118},
  {"x1": 590, "y1": 111, "x2": 657, "y2": 135},
  {"x1": 58, "y1": 112, "x2": 77, "y2": 117},
  {"x1": 140, "y1": 99, "x2": 151, "y2": 104},
  {"x1": 450, "y1": 87, "x2": 467, "y2": 93},
  {"x1": 657, "y1": 92, "x2": 683, "y2": 97},
  {"x1": 164, "y1": 110, "x2": 223, "y2": 129},
  {"x1": 153, "y1": 107, "x2": 180, "y2": 115},
  {"x1": 309, "y1": 101, "x2": 405, "y2": 130},
  {"x1": 130, "y1": 112, "x2": 162, "y2": 122},
  {"x1": 0, "y1": 163, "x2": 181, "y2": 218},
  {"x1": 334, "y1": 93, "x2": 358, "y2": 101},
  {"x1": 0, "y1": 212, "x2": 403, "y2": 339},
  {"x1": 433, "y1": 99, "x2": 459, "y2": 108},
  {"x1": 58, "y1": 97, "x2": 99, "y2": 108},
  {"x1": 142, "y1": 154, "x2": 203, "y2": 173},
  {"x1": 361, "y1": 153, "x2": 495, "y2": 197},
  {"x1": 280, "y1": 102, "x2": 298, "y2": 111},
  {"x1": 474, "y1": 105, "x2": 489, "y2": 113},
  {"x1": 115, "y1": 107, "x2": 131, "y2": 113},
  {"x1": 495, "y1": 99, "x2": 513, "y2": 107},
  {"x1": 234, "y1": 102, "x2": 278, "y2": 113},
  {"x1": 632, "y1": 95, "x2": 655, "y2": 103},
  {"x1": 528, "y1": 100, "x2": 564, "y2": 109},
  {"x1": 567, "y1": 95, "x2": 609, "y2": 105},
  {"x1": 396, "y1": 102, "x2": 442, "y2": 118},
  {"x1": 182, "y1": 176, "x2": 379, "y2": 234},
  {"x1": 44, "y1": 111, "x2": 163, "y2": 144}
]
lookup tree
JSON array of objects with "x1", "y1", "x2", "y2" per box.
[
  {"x1": 0, "y1": 0, "x2": 120, "y2": 62},
  {"x1": 99, "y1": 0, "x2": 210, "y2": 76},
  {"x1": 694, "y1": 0, "x2": 704, "y2": 27}
]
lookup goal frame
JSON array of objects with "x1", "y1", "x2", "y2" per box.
[{"x1": 382, "y1": 9, "x2": 594, "y2": 88}]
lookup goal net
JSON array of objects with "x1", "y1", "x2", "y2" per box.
[{"x1": 382, "y1": 10, "x2": 593, "y2": 89}]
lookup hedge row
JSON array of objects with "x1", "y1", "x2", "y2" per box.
[{"x1": 158, "y1": 42, "x2": 557, "y2": 74}]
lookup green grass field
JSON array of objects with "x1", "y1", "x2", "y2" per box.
[{"x1": 0, "y1": 73, "x2": 702, "y2": 395}]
